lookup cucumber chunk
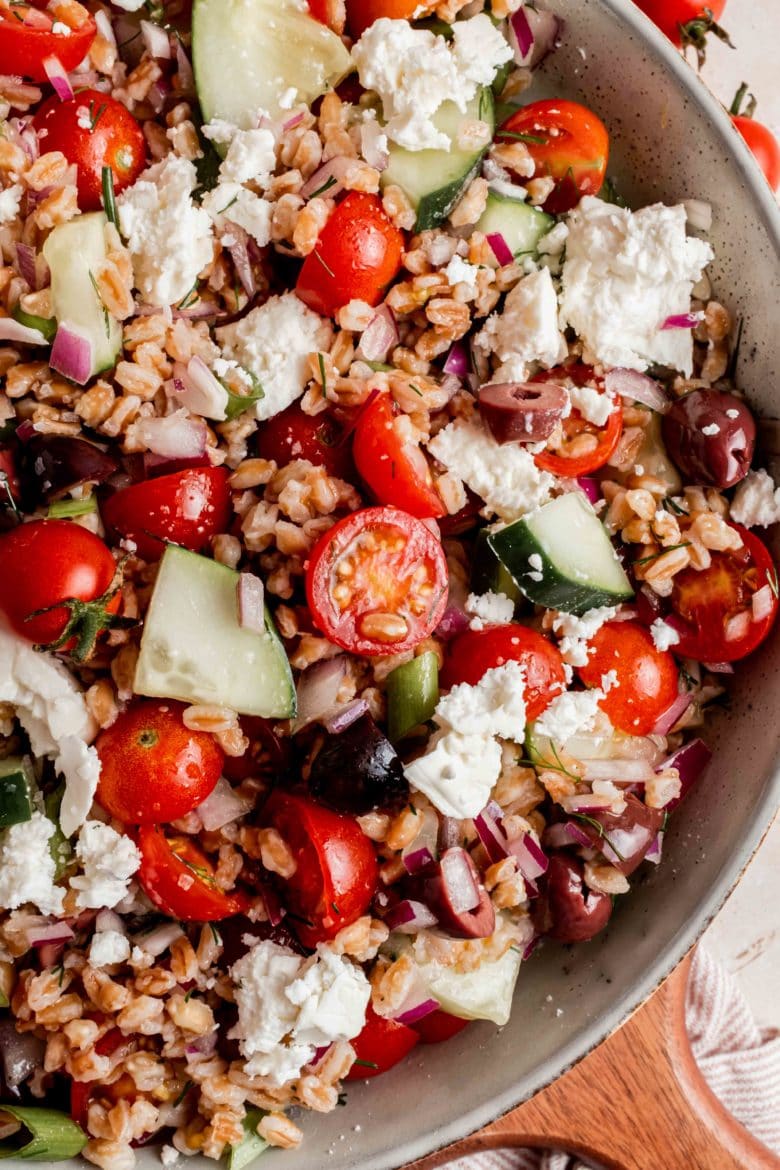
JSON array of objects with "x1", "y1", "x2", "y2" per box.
[
  {"x1": 475, "y1": 187, "x2": 554, "y2": 258},
  {"x1": 488, "y1": 494, "x2": 634, "y2": 615},
  {"x1": 192, "y1": 0, "x2": 351, "y2": 128},
  {"x1": 134, "y1": 546, "x2": 295, "y2": 718},
  {"x1": 386, "y1": 651, "x2": 439, "y2": 743},
  {"x1": 419, "y1": 940, "x2": 521, "y2": 1025},
  {"x1": 42, "y1": 212, "x2": 122, "y2": 378},
  {"x1": 525, "y1": 714, "x2": 665, "y2": 775},
  {"x1": 0, "y1": 757, "x2": 33, "y2": 830},
  {"x1": 381, "y1": 89, "x2": 494, "y2": 232},
  {"x1": 469, "y1": 529, "x2": 525, "y2": 611},
  {"x1": 226, "y1": 1109, "x2": 268, "y2": 1170}
]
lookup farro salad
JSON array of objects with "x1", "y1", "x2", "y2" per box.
[{"x1": 0, "y1": 0, "x2": 777, "y2": 1164}]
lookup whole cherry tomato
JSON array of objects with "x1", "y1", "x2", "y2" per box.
[
  {"x1": 532, "y1": 365, "x2": 623, "y2": 478},
  {"x1": 441, "y1": 624, "x2": 566, "y2": 722},
  {"x1": 306, "y1": 505, "x2": 449, "y2": 657},
  {"x1": 411, "y1": 1009, "x2": 470, "y2": 1044},
  {"x1": 33, "y1": 90, "x2": 146, "y2": 211},
  {"x1": 255, "y1": 402, "x2": 355, "y2": 480},
  {"x1": 729, "y1": 85, "x2": 780, "y2": 192},
  {"x1": 102, "y1": 467, "x2": 232, "y2": 561},
  {"x1": 668, "y1": 525, "x2": 778, "y2": 662},
  {"x1": 0, "y1": 519, "x2": 119, "y2": 658},
  {"x1": 496, "y1": 100, "x2": 609, "y2": 214},
  {"x1": 96, "y1": 700, "x2": 223, "y2": 825},
  {"x1": 344, "y1": 0, "x2": 426, "y2": 38},
  {"x1": 577, "y1": 620, "x2": 679, "y2": 735},
  {"x1": 0, "y1": 2, "x2": 96, "y2": 82},
  {"x1": 137, "y1": 826, "x2": 251, "y2": 921},
  {"x1": 632, "y1": 0, "x2": 729, "y2": 64},
  {"x1": 345, "y1": 1004, "x2": 419, "y2": 1079},
  {"x1": 263, "y1": 790, "x2": 378, "y2": 948},
  {"x1": 296, "y1": 192, "x2": 404, "y2": 319},
  {"x1": 353, "y1": 393, "x2": 445, "y2": 519}
]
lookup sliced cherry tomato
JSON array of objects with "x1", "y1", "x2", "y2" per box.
[
  {"x1": 96, "y1": 700, "x2": 223, "y2": 825},
  {"x1": 632, "y1": 0, "x2": 727, "y2": 54},
  {"x1": 296, "y1": 192, "x2": 404, "y2": 319},
  {"x1": 668, "y1": 525, "x2": 778, "y2": 662},
  {"x1": 410, "y1": 1009, "x2": 470, "y2": 1044},
  {"x1": 0, "y1": 519, "x2": 119, "y2": 657},
  {"x1": 255, "y1": 402, "x2": 355, "y2": 480},
  {"x1": 345, "y1": 1004, "x2": 419, "y2": 1079},
  {"x1": 137, "y1": 826, "x2": 250, "y2": 921},
  {"x1": 344, "y1": 0, "x2": 423, "y2": 38},
  {"x1": 0, "y1": 2, "x2": 96, "y2": 81},
  {"x1": 263, "y1": 790, "x2": 378, "y2": 948},
  {"x1": 33, "y1": 90, "x2": 146, "y2": 211},
  {"x1": 102, "y1": 467, "x2": 232, "y2": 562},
  {"x1": 306, "y1": 505, "x2": 449, "y2": 656},
  {"x1": 497, "y1": 100, "x2": 609, "y2": 214},
  {"x1": 577, "y1": 620, "x2": 679, "y2": 735},
  {"x1": 70, "y1": 1029, "x2": 129, "y2": 1126},
  {"x1": 441, "y1": 624, "x2": 566, "y2": 722},
  {"x1": 353, "y1": 393, "x2": 445, "y2": 519},
  {"x1": 532, "y1": 365, "x2": 623, "y2": 477}
]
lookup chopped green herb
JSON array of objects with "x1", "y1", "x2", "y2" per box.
[
  {"x1": 768, "y1": 567, "x2": 779, "y2": 600},
  {"x1": 353, "y1": 1059, "x2": 379, "y2": 1070},
  {"x1": 209, "y1": 924, "x2": 221, "y2": 945},
  {"x1": 662, "y1": 496, "x2": 688, "y2": 516},
  {"x1": 89, "y1": 100, "x2": 107, "y2": 133},
  {"x1": 497, "y1": 130, "x2": 548, "y2": 145},
  {"x1": 331, "y1": 901, "x2": 341, "y2": 916},
  {"x1": 312, "y1": 249, "x2": 335, "y2": 279},
  {"x1": 0, "y1": 470, "x2": 19, "y2": 517},
  {"x1": 569, "y1": 811, "x2": 627, "y2": 863},
  {"x1": 317, "y1": 351, "x2": 328, "y2": 395},
  {"x1": 193, "y1": 136, "x2": 222, "y2": 201},
  {"x1": 101, "y1": 166, "x2": 118, "y2": 228},
  {"x1": 218, "y1": 194, "x2": 240, "y2": 215},
  {"x1": 308, "y1": 174, "x2": 338, "y2": 199},
  {"x1": 173, "y1": 1080, "x2": 194, "y2": 1108},
  {"x1": 184, "y1": 988, "x2": 195, "y2": 1002},
  {"x1": 408, "y1": 383, "x2": 423, "y2": 397},
  {"x1": 633, "y1": 542, "x2": 691, "y2": 567},
  {"x1": 176, "y1": 282, "x2": 199, "y2": 312},
  {"x1": 222, "y1": 369, "x2": 265, "y2": 421},
  {"x1": 88, "y1": 270, "x2": 111, "y2": 340}
]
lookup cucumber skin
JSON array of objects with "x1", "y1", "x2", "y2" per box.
[
  {"x1": 12, "y1": 305, "x2": 56, "y2": 343},
  {"x1": 487, "y1": 525, "x2": 634, "y2": 616},
  {"x1": 0, "y1": 758, "x2": 33, "y2": 830},
  {"x1": 386, "y1": 651, "x2": 439, "y2": 743},
  {"x1": 469, "y1": 529, "x2": 525, "y2": 611}
]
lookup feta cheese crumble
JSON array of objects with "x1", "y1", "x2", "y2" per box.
[
  {"x1": 443, "y1": 255, "x2": 482, "y2": 297},
  {"x1": 89, "y1": 929, "x2": 131, "y2": 968},
  {"x1": 351, "y1": 16, "x2": 511, "y2": 152},
  {"x1": 202, "y1": 183, "x2": 272, "y2": 248},
  {"x1": 730, "y1": 468, "x2": 780, "y2": 528},
  {"x1": 475, "y1": 268, "x2": 567, "y2": 378},
  {"x1": 216, "y1": 293, "x2": 332, "y2": 421},
  {"x1": 436, "y1": 661, "x2": 527, "y2": 741},
  {"x1": 404, "y1": 729, "x2": 502, "y2": 819},
  {"x1": 534, "y1": 687, "x2": 604, "y2": 742},
  {"x1": 0, "y1": 627, "x2": 100, "y2": 837},
  {"x1": 216, "y1": 126, "x2": 277, "y2": 187},
  {"x1": 559, "y1": 198, "x2": 713, "y2": 375},
  {"x1": 569, "y1": 384, "x2": 616, "y2": 428},
  {"x1": 427, "y1": 415, "x2": 553, "y2": 522},
  {"x1": 0, "y1": 184, "x2": 23, "y2": 227},
  {"x1": 70, "y1": 821, "x2": 141, "y2": 910},
  {"x1": 0, "y1": 812, "x2": 64, "y2": 916},
  {"x1": 117, "y1": 155, "x2": 213, "y2": 307},
  {"x1": 650, "y1": 617, "x2": 681, "y2": 653},
  {"x1": 551, "y1": 605, "x2": 618, "y2": 667},
  {"x1": 465, "y1": 590, "x2": 515, "y2": 630},
  {"x1": 230, "y1": 941, "x2": 370, "y2": 1086}
]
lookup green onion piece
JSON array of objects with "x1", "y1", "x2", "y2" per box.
[
  {"x1": 11, "y1": 305, "x2": 57, "y2": 343},
  {"x1": 47, "y1": 495, "x2": 97, "y2": 520},
  {"x1": 386, "y1": 651, "x2": 439, "y2": 743},
  {"x1": 101, "y1": 166, "x2": 118, "y2": 228},
  {"x1": 0, "y1": 757, "x2": 34, "y2": 829},
  {"x1": 0, "y1": 1106, "x2": 87, "y2": 1161},
  {"x1": 226, "y1": 1109, "x2": 269, "y2": 1170}
]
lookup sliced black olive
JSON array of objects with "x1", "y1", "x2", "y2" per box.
[
  {"x1": 478, "y1": 381, "x2": 568, "y2": 444},
  {"x1": 422, "y1": 848, "x2": 496, "y2": 940},
  {"x1": 662, "y1": 390, "x2": 755, "y2": 489},
  {"x1": 532, "y1": 854, "x2": 612, "y2": 943},
  {"x1": 20, "y1": 434, "x2": 119, "y2": 503},
  {"x1": 574, "y1": 794, "x2": 664, "y2": 876},
  {"x1": 308, "y1": 713, "x2": 407, "y2": 814}
]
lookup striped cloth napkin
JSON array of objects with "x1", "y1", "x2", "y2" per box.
[{"x1": 444, "y1": 947, "x2": 780, "y2": 1170}]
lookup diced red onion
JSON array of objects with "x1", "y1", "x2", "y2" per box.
[
  {"x1": 394, "y1": 997, "x2": 440, "y2": 1026},
  {"x1": 509, "y1": 832, "x2": 548, "y2": 881},
  {"x1": 522, "y1": 934, "x2": 539, "y2": 961},
  {"x1": 402, "y1": 846, "x2": 435, "y2": 875},
  {"x1": 560, "y1": 793, "x2": 613, "y2": 813},
  {"x1": 439, "y1": 846, "x2": 481, "y2": 912},
  {"x1": 509, "y1": 5, "x2": 534, "y2": 59},
  {"x1": 443, "y1": 341, "x2": 469, "y2": 378},
  {"x1": 360, "y1": 117, "x2": 389, "y2": 172},
  {"x1": 226, "y1": 224, "x2": 256, "y2": 298},
  {"x1": 174, "y1": 40, "x2": 195, "y2": 92},
  {"x1": 16, "y1": 243, "x2": 38, "y2": 289},
  {"x1": 236, "y1": 572, "x2": 266, "y2": 634},
  {"x1": 434, "y1": 601, "x2": 469, "y2": 642},
  {"x1": 95, "y1": 909, "x2": 125, "y2": 934},
  {"x1": 148, "y1": 78, "x2": 169, "y2": 115},
  {"x1": 136, "y1": 922, "x2": 185, "y2": 957},
  {"x1": 702, "y1": 660, "x2": 734, "y2": 675},
  {"x1": 43, "y1": 55, "x2": 74, "y2": 101},
  {"x1": 323, "y1": 698, "x2": 369, "y2": 734},
  {"x1": 604, "y1": 367, "x2": 670, "y2": 413},
  {"x1": 170, "y1": 356, "x2": 229, "y2": 421},
  {"x1": 576, "y1": 476, "x2": 601, "y2": 504},
  {"x1": 9, "y1": 116, "x2": 39, "y2": 164},
  {"x1": 725, "y1": 609, "x2": 751, "y2": 642},
  {"x1": 357, "y1": 303, "x2": 398, "y2": 363},
  {"x1": 651, "y1": 691, "x2": 693, "y2": 736},
  {"x1": 486, "y1": 232, "x2": 513, "y2": 266},
  {"x1": 50, "y1": 324, "x2": 93, "y2": 384},
  {"x1": 133, "y1": 411, "x2": 207, "y2": 459},
  {"x1": 185, "y1": 1030, "x2": 218, "y2": 1058},
  {"x1": 93, "y1": 9, "x2": 116, "y2": 48},
  {"x1": 282, "y1": 111, "x2": 305, "y2": 132},
  {"x1": 661, "y1": 737, "x2": 712, "y2": 810},
  {"x1": 140, "y1": 18, "x2": 171, "y2": 59},
  {"x1": 0, "y1": 316, "x2": 48, "y2": 347},
  {"x1": 293, "y1": 656, "x2": 346, "y2": 731},
  {"x1": 661, "y1": 312, "x2": 704, "y2": 331},
  {"x1": 752, "y1": 584, "x2": 773, "y2": 622},
  {"x1": 28, "y1": 921, "x2": 75, "y2": 947},
  {"x1": 301, "y1": 156, "x2": 356, "y2": 200},
  {"x1": 473, "y1": 805, "x2": 511, "y2": 863},
  {"x1": 508, "y1": 5, "x2": 562, "y2": 67},
  {"x1": 645, "y1": 830, "x2": 664, "y2": 865},
  {"x1": 438, "y1": 815, "x2": 461, "y2": 853},
  {"x1": 384, "y1": 898, "x2": 439, "y2": 933},
  {"x1": 196, "y1": 777, "x2": 252, "y2": 831},
  {"x1": 683, "y1": 199, "x2": 713, "y2": 232}
]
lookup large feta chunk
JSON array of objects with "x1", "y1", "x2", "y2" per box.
[
  {"x1": 730, "y1": 468, "x2": 780, "y2": 528},
  {"x1": 230, "y1": 941, "x2": 370, "y2": 1086},
  {"x1": 476, "y1": 268, "x2": 567, "y2": 376},
  {"x1": 0, "y1": 812, "x2": 64, "y2": 916},
  {"x1": 351, "y1": 16, "x2": 511, "y2": 152},
  {"x1": 203, "y1": 183, "x2": 273, "y2": 249},
  {"x1": 551, "y1": 605, "x2": 618, "y2": 667},
  {"x1": 117, "y1": 155, "x2": 214, "y2": 307},
  {"x1": 427, "y1": 415, "x2": 553, "y2": 522},
  {"x1": 70, "y1": 821, "x2": 141, "y2": 910},
  {"x1": 216, "y1": 126, "x2": 277, "y2": 187},
  {"x1": 404, "y1": 729, "x2": 502, "y2": 819},
  {"x1": 89, "y1": 929, "x2": 131, "y2": 967},
  {"x1": 0, "y1": 627, "x2": 100, "y2": 836},
  {"x1": 559, "y1": 197, "x2": 713, "y2": 375},
  {"x1": 216, "y1": 293, "x2": 332, "y2": 421},
  {"x1": 435, "y1": 661, "x2": 526, "y2": 741},
  {"x1": 534, "y1": 687, "x2": 604, "y2": 742}
]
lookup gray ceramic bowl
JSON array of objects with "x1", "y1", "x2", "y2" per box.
[{"x1": 57, "y1": 3, "x2": 780, "y2": 1168}]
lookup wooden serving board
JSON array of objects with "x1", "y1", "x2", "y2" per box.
[{"x1": 408, "y1": 953, "x2": 780, "y2": 1170}]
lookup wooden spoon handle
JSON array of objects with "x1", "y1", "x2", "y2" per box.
[{"x1": 408, "y1": 952, "x2": 779, "y2": 1170}]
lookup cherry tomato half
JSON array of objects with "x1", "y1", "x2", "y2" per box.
[
  {"x1": 263, "y1": 790, "x2": 378, "y2": 948},
  {"x1": 345, "y1": 1004, "x2": 419, "y2": 1079},
  {"x1": 410, "y1": 1009, "x2": 470, "y2": 1044},
  {"x1": 732, "y1": 116, "x2": 780, "y2": 193},
  {"x1": 344, "y1": 0, "x2": 424, "y2": 38},
  {"x1": 33, "y1": 90, "x2": 146, "y2": 211},
  {"x1": 0, "y1": 519, "x2": 119, "y2": 653},
  {"x1": 137, "y1": 827, "x2": 250, "y2": 921},
  {"x1": 532, "y1": 365, "x2": 623, "y2": 477},
  {"x1": 497, "y1": 100, "x2": 609, "y2": 214},
  {"x1": 102, "y1": 467, "x2": 232, "y2": 562},
  {"x1": 255, "y1": 402, "x2": 355, "y2": 480},
  {"x1": 441, "y1": 624, "x2": 566, "y2": 722},
  {"x1": 96, "y1": 700, "x2": 223, "y2": 825},
  {"x1": 632, "y1": 0, "x2": 726, "y2": 47},
  {"x1": 353, "y1": 393, "x2": 445, "y2": 519},
  {"x1": 306, "y1": 505, "x2": 449, "y2": 656},
  {"x1": 668, "y1": 525, "x2": 778, "y2": 662},
  {"x1": 0, "y1": 2, "x2": 96, "y2": 82},
  {"x1": 577, "y1": 620, "x2": 679, "y2": 735},
  {"x1": 296, "y1": 192, "x2": 404, "y2": 319}
]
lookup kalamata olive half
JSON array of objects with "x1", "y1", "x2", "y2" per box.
[
  {"x1": 575, "y1": 794, "x2": 664, "y2": 876},
  {"x1": 421, "y1": 847, "x2": 496, "y2": 939},
  {"x1": 308, "y1": 713, "x2": 407, "y2": 814},
  {"x1": 478, "y1": 381, "x2": 568, "y2": 444},
  {"x1": 532, "y1": 854, "x2": 612, "y2": 943},
  {"x1": 20, "y1": 434, "x2": 119, "y2": 502},
  {"x1": 662, "y1": 390, "x2": 755, "y2": 488}
]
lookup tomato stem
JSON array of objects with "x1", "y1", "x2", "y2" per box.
[
  {"x1": 26, "y1": 555, "x2": 135, "y2": 662},
  {"x1": 679, "y1": 7, "x2": 734, "y2": 69},
  {"x1": 729, "y1": 82, "x2": 757, "y2": 120}
]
